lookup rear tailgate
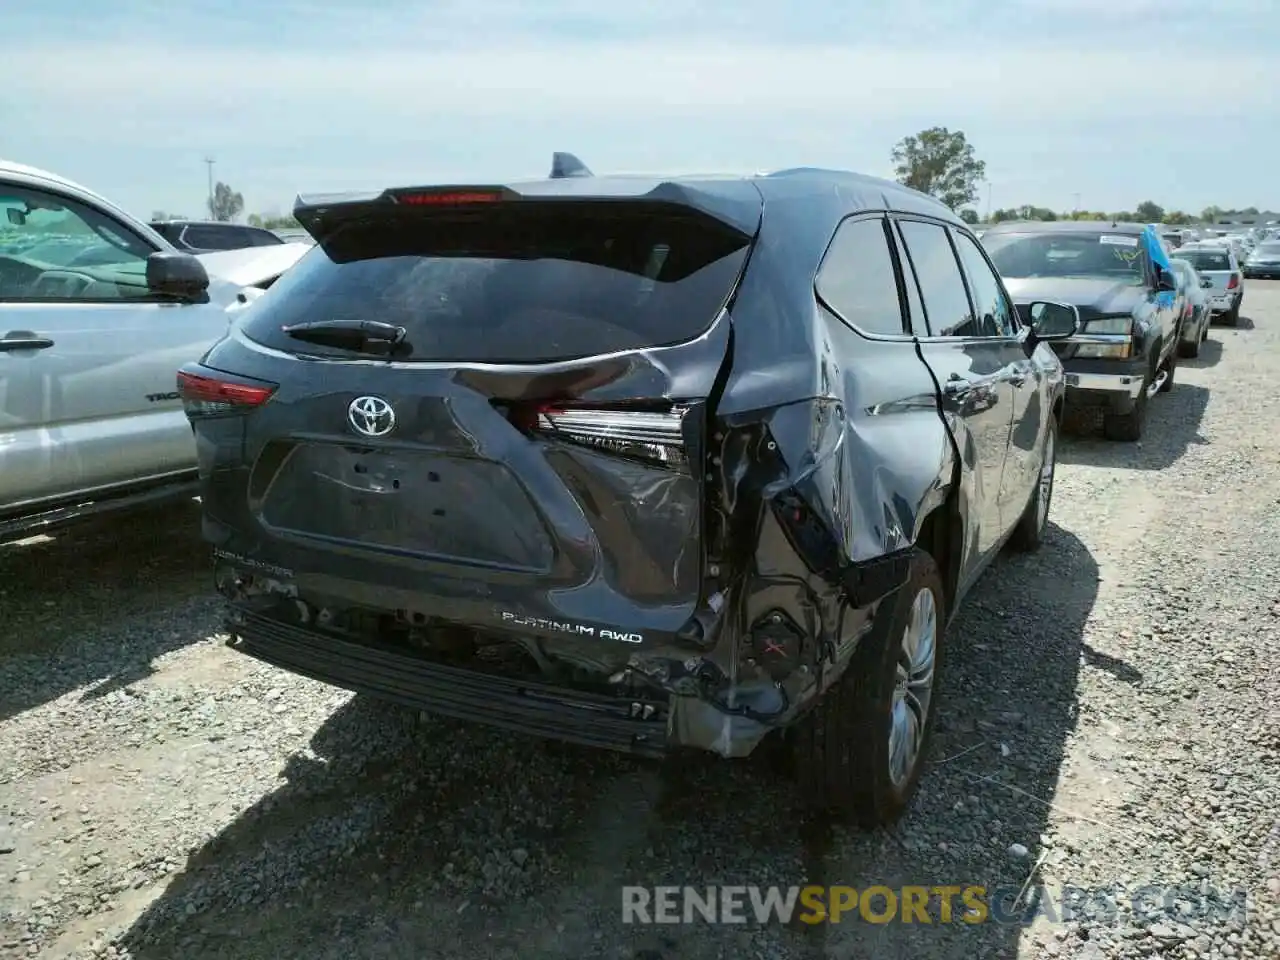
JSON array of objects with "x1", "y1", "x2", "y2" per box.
[{"x1": 192, "y1": 186, "x2": 760, "y2": 649}]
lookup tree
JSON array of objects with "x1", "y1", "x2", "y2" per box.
[
  {"x1": 208, "y1": 182, "x2": 244, "y2": 222},
  {"x1": 1015, "y1": 204, "x2": 1057, "y2": 222},
  {"x1": 246, "y1": 213, "x2": 264, "y2": 227},
  {"x1": 1163, "y1": 211, "x2": 1191, "y2": 225},
  {"x1": 890, "y1": 126, "x2": 986, "y2": 211},
  {"x1": 958, "y1": 208, "x2": 979, "y2": 224},
  {"x1": 1201, "y1": 206, "x2": 1223, "y2": 223},
  {"x1": 1135, "y1": 200, "x2": 1165, "y2": 223}
]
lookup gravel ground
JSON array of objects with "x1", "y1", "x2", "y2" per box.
[{"x1": 2, "y1": 287, "x2": 1278, "y2": 960}]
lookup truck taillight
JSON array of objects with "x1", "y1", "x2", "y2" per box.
[
  {"x1": 177, "y1": 368, "x2": 277, "y2": 418},
  {"x1": 1227, "y1": 274, "x2": 1239, "y2": 289},
  {"x1": 510, "y1": 404, "x2": 690, "y2": 467}
]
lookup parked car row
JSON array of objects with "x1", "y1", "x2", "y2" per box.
[
  {"x1": 975, "y1": 219, "x2": 1245, "y2": 441},
  {"x1": 0, "y1": 153, "x2": 1266, "y2": 830}
]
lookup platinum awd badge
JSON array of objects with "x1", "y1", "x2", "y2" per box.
[{"x1": 500, "y1": 611, "x2": 644, "y2": 644}]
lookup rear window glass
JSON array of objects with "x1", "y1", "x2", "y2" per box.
[
  {"x1": 1177, "y1": 249, "x2": 1232, "y2": 271},
  {"x1": 240, "y1": 205, "x2": 750, "y2": 363}
]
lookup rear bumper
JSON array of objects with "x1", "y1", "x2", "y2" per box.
[
  {"x1": 227, "y1": 608, "x2": 672, "y2": 757},
  {"x1": 1208, "y1": 292, "x2": 1240, "y2": 313}
]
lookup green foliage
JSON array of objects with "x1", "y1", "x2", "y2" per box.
[
  {"x1": 209, "y1": 182, "x2": 244, "y2": 222},
  {"x1": 1134, "y1": 200, "x2": 1165, "y2": 223},
  {"x1": 891, "y1": 127, "x2": 986, "y2": 210}
]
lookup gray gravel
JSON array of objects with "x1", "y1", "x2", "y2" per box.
[{"x1": 2, "y1": 288, "x2": 1279, "y2": 960}]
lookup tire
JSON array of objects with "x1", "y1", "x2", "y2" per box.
[
  {"x1": 1224, "y1": 300, "x2": 1240, "y2": 326},
  {"x1": 1103, "y1": 365, "x2": 1149, "y2": 442},
  {"x1": 1159, "y1": 348, "x2": 1176, "y2": 392},
  {"x1": 1008, "y1": 417, "x2": 1057, "y2": 552},
  {"x1": 1178, "y1": 335, "x2": 1200, "y2": 359},
  {"x1": 792, "y1": 547, "x2": 945, "y2": 828}
]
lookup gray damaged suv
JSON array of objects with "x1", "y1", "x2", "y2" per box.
[{"x1": 181, "y1": 155, "x2": 1079, "y2": 825}]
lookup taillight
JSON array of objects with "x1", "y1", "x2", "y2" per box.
[
  {"x1": 508, "y1": 403, "x2": 690, "y2": 468},
  {"x1": 1227, "y1": 274, "x2": 1239, "y2": 289},
  {"x1": 177, "y1": 368, "x2": 277, "y2": 418}
]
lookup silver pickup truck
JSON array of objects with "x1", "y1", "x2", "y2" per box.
[{"x1": 0, "y1": 160, "x2": 309, "y2": 540}]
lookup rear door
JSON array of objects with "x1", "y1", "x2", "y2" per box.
[
  {"x1": 204, "y1": 193, "x2": 757, "y2": 646},
  {"x1": 0, "y1": 181, "x2": 225, "y2": 512},
  {"x1": 891, "y1": 216, "x2": 1018, "y2": 578}
]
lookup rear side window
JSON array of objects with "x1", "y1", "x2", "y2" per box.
[
  {"x1": 183, "y1": 224, "x2": 254, "y2": 250},
  {"x1": 815, "y1": 217, "x2": 906, "y2": 336},
  {"x1": 241, "y1": 205, "x2": 751, "y2": 363},
  {"x1": 895, "y1": 220, "x2": 976, "y2": 337}
]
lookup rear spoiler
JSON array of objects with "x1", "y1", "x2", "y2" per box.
[{"x1": 291, "y1": 151, "x2": 762, "y2": 246}]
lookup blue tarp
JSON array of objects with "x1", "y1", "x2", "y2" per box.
[{"x1": 1143, "y1": 223, "x2": 1171, "y2": 270}]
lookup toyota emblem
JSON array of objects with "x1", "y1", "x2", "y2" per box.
[{"x1": 347, "y1": 396, "x2": 396, "y2": 437}]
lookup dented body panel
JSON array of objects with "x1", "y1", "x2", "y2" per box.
[{"x1": 185, "y1": 165, "x2": 1064, "y2": 760}]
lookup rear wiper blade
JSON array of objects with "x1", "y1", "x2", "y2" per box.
[{"x1": 280, "y1": 319, "x2": 410, "y2": 355}]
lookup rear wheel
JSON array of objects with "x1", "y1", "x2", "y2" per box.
[
  {"x1": 1008, "y1": 418, "x2": 1057, "y2": 552},
  {"x1": 1178, "y1": 335, "x2": 1200, "y2": 358},
  {"x1": 1159, "y1": 349, "x2": 1177, "y2": 392},
  {"x1": 792, "y1": 548, "x2": 945, "y2": 828},
  {"x1": 1224, "y1": 299, "x2": 1241, "y2": 326}
]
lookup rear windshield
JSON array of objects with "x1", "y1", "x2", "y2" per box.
[
  {"x1": 983, "y1": 231, "x2": 1146, "y2": 284},
  {"x1": 1256, "y1": 243, "x2": 1280, "y2": 255},
  {"x1": 239, "y1": 204, "x2": 751, "y2": 363},
  {"x1": 1177, "y1": 249, "x2": 1232, "y2": 271}
]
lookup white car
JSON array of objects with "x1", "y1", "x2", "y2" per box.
[
  {"x1": 1175, "y1": 243, "x2": 1245, "y2": 325},
  {"x1": 0, "y1": 160, "x2": 310, "y2": 539}
]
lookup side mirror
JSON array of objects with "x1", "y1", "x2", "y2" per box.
[
  {"x1": 1027, "y1": 301, "x2": 1080, "y2": 341},
  {"x1": 1156, "y1": 268, "x2": 1178, "y2": 292},
  {"x1": 146, "y1": 251, "x2": 209, "y2": 302},
  {"x1": 6, "y1": 208, "x2": 26, "y2": 226}
]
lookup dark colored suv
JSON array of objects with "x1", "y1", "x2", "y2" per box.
[
  {"x1": 179, "y1": 155, "x2": 1077, "y2": 826},
  {"x1": 149, "y1": 220, "x2": 284, "y2": 253}
]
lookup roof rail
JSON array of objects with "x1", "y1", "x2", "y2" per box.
[{"x1": 549, "y1": 152, "x2": 593, "y2": 179}]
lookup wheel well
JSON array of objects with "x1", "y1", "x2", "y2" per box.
[
  {"x1": 1052, "y1": 395, "x2": 1065, "y2": 425},
  {"x1": 914, "y1": 497, "x2": 962, "y2": 617}
]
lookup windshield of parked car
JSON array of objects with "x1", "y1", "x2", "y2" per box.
[
  {"x1": 1176, "y1": 248, "x2": 1233, "y2": 271},
  {"x1": 982, "y1": 231, "x2": 1147, "y2": 284},
  {"x1": 1253, "y1": 243, "x2": 1280, "y2": 256}
]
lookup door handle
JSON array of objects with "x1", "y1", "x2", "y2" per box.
[{"x1": 0, "y1": 337, "x2": 55, "y2": 352}]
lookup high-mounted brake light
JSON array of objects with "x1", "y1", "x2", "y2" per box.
[
  {"x1": 177, "y1": 369, "x2": 277, "y2": 418},
  {"x1": 392, "y1": 191, "x2": 504, "y2": 206},
  {"x1": 508, "y1": 403, "x2": 690, "y2": 468}
]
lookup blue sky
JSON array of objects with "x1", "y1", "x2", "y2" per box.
[{"x1": 3, "y1": 0, "x2": 1277, "y2": 220}]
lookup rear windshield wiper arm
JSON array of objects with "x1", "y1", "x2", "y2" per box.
[{"x1": 280, "y1": 319, "x2": 410, "y2": 355}]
